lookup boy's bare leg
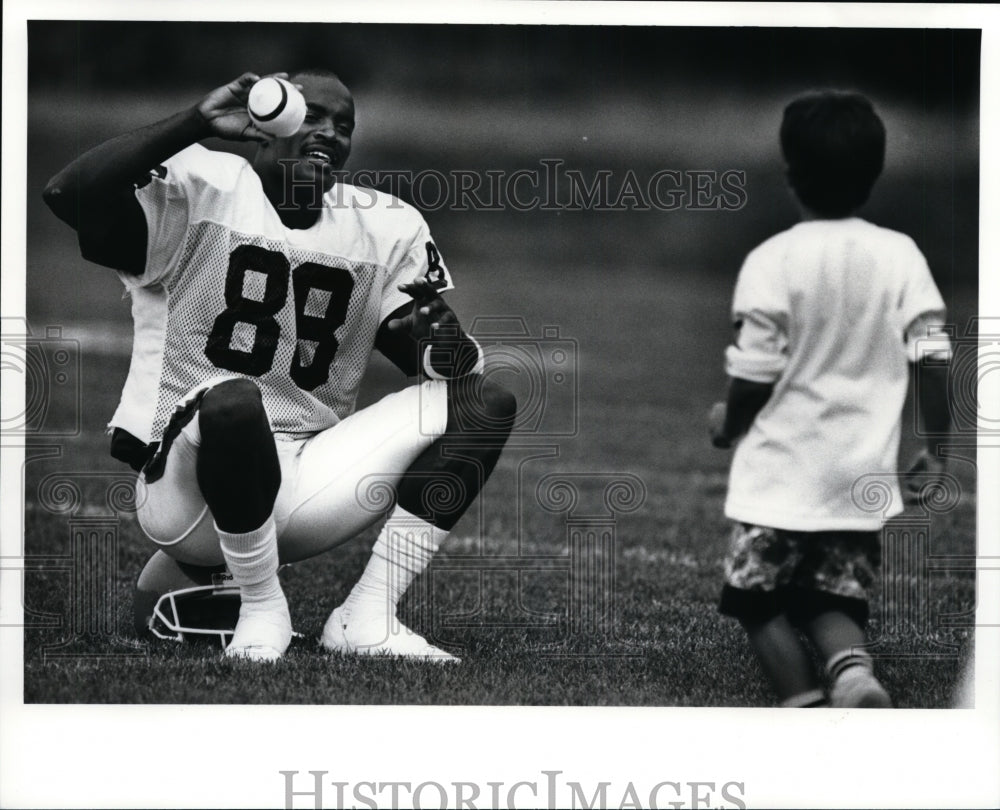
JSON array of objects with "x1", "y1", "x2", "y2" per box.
[
  {"x1": 741, "y1": 614, "x2": 826, "y2": 707},
  {"x1": 802, "y1": 610, "x2": 866, "y2": 658}
]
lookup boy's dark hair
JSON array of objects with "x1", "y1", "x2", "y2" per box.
[{"x1": 780, "y1": 91, "x2": 886, "y2": 218}]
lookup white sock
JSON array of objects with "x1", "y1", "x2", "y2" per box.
[
  {"x1": 342, "y1": 506, "x2": 448, "y2": 619},
  {"x1": 216, "y1": 516, "x2": 285, "y2": 608}
]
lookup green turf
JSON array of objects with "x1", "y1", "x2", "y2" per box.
[{"x1": 21, "y1": 257, "x2": 977, "y2": 706}]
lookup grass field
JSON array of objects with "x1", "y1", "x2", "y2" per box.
[
  {"x1": 18, "y1": 74, "x2": 979, "y2": 707},
  {"x1": 20, "y1": 252, "x2": 977, "y2": 706}
]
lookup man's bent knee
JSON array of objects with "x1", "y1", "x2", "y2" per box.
[
  {"x1": 196, "y1": 378, "x2": 279, "y2": 530},
  {"x1": 448, "y1": 375, "x2": 517, "y2": 434},
  {"x1": 199, "y1": 378, "x2": 268, "y2": 439},
  {"x1": 481, "y1": 378, "x2": 517, "y2": 424}
]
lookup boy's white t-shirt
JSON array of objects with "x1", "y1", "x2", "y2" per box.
[{"x1": 724, "y1": 217, "x2": 949, "y2": 531}]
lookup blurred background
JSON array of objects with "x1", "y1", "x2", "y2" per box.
[
  {"x1": 27, "y1": 23, "x2": 979, "y2": 328},
  {"x1": 24, "y1": 21, "x2": 981, "y2": 476}
]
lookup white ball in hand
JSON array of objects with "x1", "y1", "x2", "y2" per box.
[{"x1": 247, "y1": 77, "x2": 306, "y2": 137}]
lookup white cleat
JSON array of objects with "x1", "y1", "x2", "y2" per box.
[
  {"x1": 320, "y1": 605, "x2": 459, "y2": 663},
  {"x1": 224, "y1": 599, "x2": 292, "y2": 663}
]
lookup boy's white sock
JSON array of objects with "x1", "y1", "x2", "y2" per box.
[
  {"x1": 827, "y1": 649, "x2": 892, "y2": 707},
  {"x1": 826, "y1": 649, "x2": 874, "y2": 681},
  {"x1": 342, "y1": 506, "x2": 449, "y2": 620}
]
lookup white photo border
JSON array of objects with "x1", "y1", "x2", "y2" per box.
[{"x1": 2, "y1": 2, "x2": 998, "y2": 808}]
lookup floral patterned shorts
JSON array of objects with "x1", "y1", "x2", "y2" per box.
[{"x1": 722, "y1": 523, "x2": 881, "y2": 603}]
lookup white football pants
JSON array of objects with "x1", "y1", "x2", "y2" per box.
[{"x1": 135, "y1": 379, "x2": 449, "y2": 566}]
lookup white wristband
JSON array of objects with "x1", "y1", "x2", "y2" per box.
[{"x1": 422, "y1": 335, "x2": 485, "y2": 380}]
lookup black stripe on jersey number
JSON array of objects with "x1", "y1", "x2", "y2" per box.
[
  {"x1": 424, "y1": 241, "x2": 447, "y2": 290},
  {"x1": 204, "y1": 245, "x2": 355, "y2": 391}
]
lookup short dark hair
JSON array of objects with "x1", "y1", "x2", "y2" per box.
[{"x1": 780, "y1": 91, "x2": 886, "y2": 218}]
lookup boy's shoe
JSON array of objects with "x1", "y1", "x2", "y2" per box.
[
  {"x1": 320, "y1": 605, "x2": 459, "y2": 663},
  {"x1": 830, "y1": 667, "x2": 893, "y2": 708}
]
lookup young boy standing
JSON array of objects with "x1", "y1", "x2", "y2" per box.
[{"x1": 710, "y1": 91, "x2": 953, "y2": 708}]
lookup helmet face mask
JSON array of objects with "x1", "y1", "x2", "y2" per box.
[
  {"x1": 136, "y1": 554, "x2": 300, "y2": 649},
  {"x1": 148, "y1": 583, "x2": 242, "y2": 648}
]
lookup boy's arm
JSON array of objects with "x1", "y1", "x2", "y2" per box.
[
  {"x1": 709, "y1": 378, "x2": 774, "y2": 449},
  {"x1": 713, "y1": 252, "x2": 787, "y2": 449},
  {"x1": 897, "y1": 247, "x2": 952, "y2": 501},
  {"x1": 916, "y1": 360, "x2": 951, "y2": 455},
  {"x1": 903, "y1": 355, "x2": 952, "y2": 503},
  {"x1": 42, "y1": 72, "x2": 276, "y2": 274}
]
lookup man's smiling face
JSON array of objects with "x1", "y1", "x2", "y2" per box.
[{"x1": 255, "y1": 72, "x2": 355, "y2": 205}]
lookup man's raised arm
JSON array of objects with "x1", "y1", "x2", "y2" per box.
[{"x1": 42, "y1": 72, "x2": 277, "y2": 274}]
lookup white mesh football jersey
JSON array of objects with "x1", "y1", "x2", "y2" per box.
[{"x1": 110, "y1": 144, "x2": 453, "y2": 443}]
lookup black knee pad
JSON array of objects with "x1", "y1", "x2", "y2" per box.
[
  {"x1": 448, "y1": 375, "x2": 517, "y2": 434},
  {"x1": 196, "y1": 379, "x2": 280, "y2": 524},
  {"x1": 480, "y1": 378, "x2": 517, "y2": 423},
  {"x1": 199, "y1": 378, "x2": 267, "y2": 437}
]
